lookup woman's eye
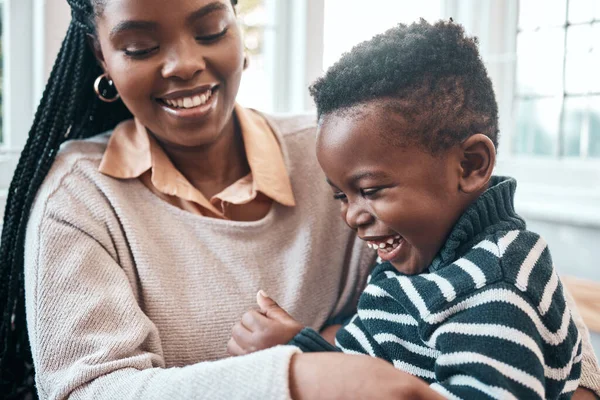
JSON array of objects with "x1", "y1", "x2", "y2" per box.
[
  {"x1": 124, "y1": 47, "x2": 159, "y2": 58},
  {"x1": 196, "y1": 28, "x2": 228, "y2": 42}
]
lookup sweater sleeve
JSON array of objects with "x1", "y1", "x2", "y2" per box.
[
  {"x1": 24, "y1": 179, "x2": 299, "y2": 400},
  {"x1": 288, "y1": 328, "x2": 341, "y2": 352},
  {"x1": 428, "y1": 284, "x2": 582, "y2": 400}
]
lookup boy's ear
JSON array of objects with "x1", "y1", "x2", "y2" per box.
[
  {"x1": 458, "y1": 134, "x2": 496, "y2": 194},
  {"x1": 87, "y1": 34, "x2": 109, "y2": 73}
]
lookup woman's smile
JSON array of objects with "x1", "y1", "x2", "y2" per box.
[{"x1": 157, "y1": 84, "x2": 219, "y2": 122}]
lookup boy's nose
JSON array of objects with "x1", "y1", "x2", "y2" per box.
[{"x1": 345, "y1": 202, "x2": 374, "y2": 230}]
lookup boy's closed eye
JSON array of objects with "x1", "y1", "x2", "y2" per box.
[{"x1": 332, "y1": 187, "x2": 386, "y2": 202}]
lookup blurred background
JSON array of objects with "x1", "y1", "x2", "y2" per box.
[{"x1": 0, "y1": 0, "x2": 598, "y2": 352}]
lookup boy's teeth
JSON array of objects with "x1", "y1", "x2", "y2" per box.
[{"x1": 366, "y1": 236, "x2": 402, "y2": 251}]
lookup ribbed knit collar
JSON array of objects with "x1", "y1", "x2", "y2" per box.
[{"x1": 428, "y1": 176, "x2": 525, "y2": 272}]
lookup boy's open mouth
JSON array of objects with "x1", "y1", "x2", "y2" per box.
[{"x1": 366, "y1": 235, "x2": 402, "y2": 253}]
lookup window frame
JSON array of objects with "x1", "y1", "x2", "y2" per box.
[{"x1": 0, "y1": 0, "x2": 38, "y2": 214}]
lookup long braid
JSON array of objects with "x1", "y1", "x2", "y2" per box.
[
  {"x1": 0, "y1": 1, "x2": 131, "y2": 397},
  {"x1": 0, "y1": 0, "x2": 241, "y2": 397}
]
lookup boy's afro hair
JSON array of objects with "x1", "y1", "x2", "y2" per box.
[{"x1": 310, "y1": 19, "x2": 499, "y2": 153}]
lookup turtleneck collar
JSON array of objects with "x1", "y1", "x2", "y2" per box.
[{"x1": 428, "y1": 176, "x2": 525, "y2": 272}]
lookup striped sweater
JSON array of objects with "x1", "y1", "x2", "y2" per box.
[{"x1": 291, "y1": 176, "x2": 582, "y2": 399}]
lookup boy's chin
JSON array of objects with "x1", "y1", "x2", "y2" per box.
[{"x1": 390, "y1": 260, "x2": 427, "y2": 275}]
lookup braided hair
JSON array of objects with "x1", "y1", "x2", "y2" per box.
[
  {"x1": 0, "y1": 0, "x2": 131, "y2": 397},
  {"x1": 0, "y1": 0, "x2": 237, "y2": 397}
]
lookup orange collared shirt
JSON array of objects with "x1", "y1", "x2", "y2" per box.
[{"x1": 98, "y1": 105, "x2": 295, "y2": 221}]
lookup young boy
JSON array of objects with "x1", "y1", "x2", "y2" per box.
[{"x1": 228, "y1": 20, "x2": 582, "y2": 399}]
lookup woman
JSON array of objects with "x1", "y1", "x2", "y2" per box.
[{"x1": 0, "y1": 0, "x2": 598, "y2": 399}]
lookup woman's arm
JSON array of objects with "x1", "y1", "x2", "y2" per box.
[
  {"x1": 289, "y1": 353, "x2": 445, "y2": 400},
  {"x1": 25, "y1": 181, "x2": 299, "y2": 400}
]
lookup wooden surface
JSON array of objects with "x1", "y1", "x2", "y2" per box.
[{"x1": 563, "y1": 275, "x2": 600, "y2": 333}]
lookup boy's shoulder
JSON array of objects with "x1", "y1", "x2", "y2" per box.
[{"x1": 368, "y1": 229, "x2": 557, "y2": 320}]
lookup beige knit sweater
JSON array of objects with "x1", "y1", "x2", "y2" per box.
[{"x1": 24, "y1": 114, "x2": 600, "y2": 399}]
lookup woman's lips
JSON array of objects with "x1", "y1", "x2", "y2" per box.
[{"x1": 157, "y1": 87, "x2": 218, "y2": 121}]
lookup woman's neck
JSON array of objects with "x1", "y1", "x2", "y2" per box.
[{"x1": 157, "y1": 114, "x2": 250, "y2": 199}]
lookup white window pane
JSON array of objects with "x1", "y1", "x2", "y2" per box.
[
  {"x1": 568, "y1": 0, "x2": 600, "y2": 23},
  {"x1": 566, "y1": 24, "x2": 594, "y2": 54},
  {"x1": 514, "y1": 97, "x2": 561, "y2": 155},
  {"x1": 516, "y1": 28, "x2": 565, "y2": 96},
  {"x1": 323, "y1": 0, "x2": 442, "y2": 70},
  {"x1": 236, "y1": 0, "x2": 274, "y2": 112},
  {"x1": 589, "y1": 96, "x2": 600, "y2": 157},
  {"x1": 565, "y1": 24, "x2": 600, "y2": 94},
  {"x1": 519, "y1": 0, "x2": 567, "y2": 29}
]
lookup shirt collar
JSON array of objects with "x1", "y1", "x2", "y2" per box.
[{"x1": 99, "y1": 104, "x2": 295, "y2": 208}]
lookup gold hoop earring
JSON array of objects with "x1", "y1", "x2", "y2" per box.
[{"x1": 94, "y1": 73, "x2": 120, "y2": 103}]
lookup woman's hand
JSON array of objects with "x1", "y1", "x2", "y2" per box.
[{"x1": 227, "y1": 291, "x2": 304, "y2": 356}]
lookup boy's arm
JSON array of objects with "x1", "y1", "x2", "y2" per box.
[
  {"x1": 321, "y1": 324, "x2": 343, "y2": 345},
  {"x1": 426, "y1": 285, "x2": 581, "y2": 400},
  {"x1": 288, "y1": 327, "x2": 341, "y2": 352}
]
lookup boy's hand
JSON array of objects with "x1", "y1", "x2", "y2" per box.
[{"x1": 227, "y1": 291, "x2": 304, "y2": 356}]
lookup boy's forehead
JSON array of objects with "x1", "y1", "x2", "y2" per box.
[{"x1": 317, "y1": 101, "x2": 408, "y2": 148}]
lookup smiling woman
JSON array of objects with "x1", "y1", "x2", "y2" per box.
[{"x1": 0, "y1": 0, "x2": 385, "y2": 399}]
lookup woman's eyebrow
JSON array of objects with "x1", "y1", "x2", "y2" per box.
[
  {"x1": 110, "y1": 20, "x2": 158, "y2": 40},
  {"x1": 109, "y1": 2, "x2": 229, "y2": 39}
]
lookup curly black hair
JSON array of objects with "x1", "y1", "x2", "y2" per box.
[
  {"x1": 310, "y1": 19, "x2": 499, "y2": 154},
  {"x1": 0, "y1": 0, "x2": 237, "y2": 398}
]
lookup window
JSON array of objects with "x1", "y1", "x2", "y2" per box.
[
  {"x1": 322, "y1": 0, "x2": 443, "y2": 70},
  {"x1": 514, "y1": 0, "x2": 600, "y2": 158},
  {"x1": 236, "y1": 0, "x2": 276, "y2": 112},
  {"x1": 445, "y1": 0, "x2": 600, "y2": 227}
]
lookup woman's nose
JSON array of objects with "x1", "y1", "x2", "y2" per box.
[
  {"x1": 162, "y1": 39, "x2": 207, "y2": 81},
  {"x1": 344, "y1": 201, "x2": 374, "y2": 230}
]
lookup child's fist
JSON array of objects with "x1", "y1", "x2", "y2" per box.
[{"x1": 227, "y1": 291, "x2": 304, "y2": 356}]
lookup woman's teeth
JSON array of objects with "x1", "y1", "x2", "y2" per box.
[
  {"x1": 162, "y1": 90, "x2": 212, "y2": 109},
  {"x1": 367, "y1": 235, "x2": 402, "y2": 252}
]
